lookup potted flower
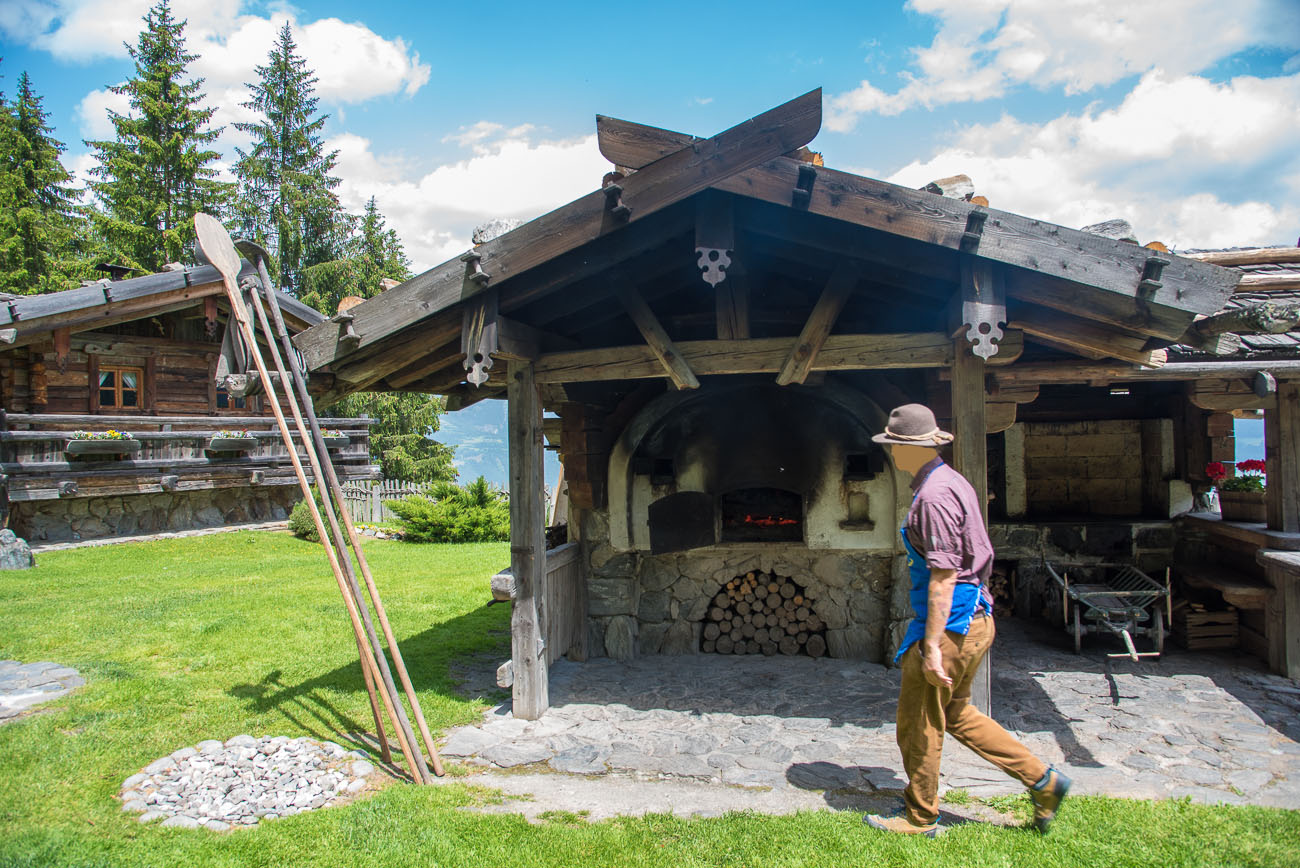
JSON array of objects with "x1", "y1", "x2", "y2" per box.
[
  {"x1": 1207, "y1": 460, "x2": 1267, "y2": 522},
  {"x1": 321, "y1": 429, "x2": 349, "y2": 449},
  {"x1": 64, "y1": 429, "x2": 141, "y2": 459},
  {"x1": 207, "y1": 429, "x2": 258, "y2": 453}
]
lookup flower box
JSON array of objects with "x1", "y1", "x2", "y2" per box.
[
  {"x1": 65, "y1": 438, "x2": 141, "y2": 458},
  {"x1": 207, "y1": 437, "x2": 258, "y2": 452},
  {"x1": 322, "y1": 436, "x2": 349, "y2": 449},
  {"x1": 1218, "y1": 490, "x2": 1267, "y2": 523}
]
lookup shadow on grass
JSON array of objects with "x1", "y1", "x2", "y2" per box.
[
  {"x1": 784, "y1": 762, "x2": 1012, "y2": 830},
  {"x1": 226, "y1": 604, "x2": 510, "y2": 744}
]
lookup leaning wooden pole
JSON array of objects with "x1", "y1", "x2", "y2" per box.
[
  {"x1": 193, "y1": 214, "x2": 427, "y2": 783},
  {"x1": 244, "y1": 266, "x2": 443, "y2": 776},
  {"x1": 239, "y1": 282, "x2": 432, "y2": 783}
]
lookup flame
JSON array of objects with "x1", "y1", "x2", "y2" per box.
[{"x1": 739, "y1": 514, "x2": 799, "y2": 528}]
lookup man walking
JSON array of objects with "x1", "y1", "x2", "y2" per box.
[{"x1": 864, "y1": 404, "x2": 1069, "y2": 837}]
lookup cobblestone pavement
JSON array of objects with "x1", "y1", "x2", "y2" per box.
[
  {"x1": 0, "y1": 661, "x2": 84, "y2": 722},
  {"x1": 441, "y1": 619, "x2": 1300, "y2": 816}
]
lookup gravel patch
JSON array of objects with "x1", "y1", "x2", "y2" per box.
[{"x1": 120, "y1": 735, "x2": 379, "y2": 830}]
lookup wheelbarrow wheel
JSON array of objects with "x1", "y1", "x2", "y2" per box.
[
  {"x1": 1073, "y1": 605, "x2": 1083, "y2": 654},
  {"x1": 1152, "y1": 609, "x2": 1165, "y2": 655}
]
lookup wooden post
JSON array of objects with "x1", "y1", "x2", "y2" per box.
[
  {"x1": 1266, "y1": 384, "x2": 1300, "y2": 533},
  {"x1": 1003, "y1": 423, "x2": 1026, "y2": 518},
  {"x1": 952, "y1": 335, "x2": 991, "y2": 714},
  {"x1": 87, "y1": 354, "x2": 100, "y2": 414},
  {"x1": 508, "y1": 360, "x2": 549, "y2": 719}
]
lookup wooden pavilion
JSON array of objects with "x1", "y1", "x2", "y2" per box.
[{"x1": 292, "y1": 91, "x2": 1300, "y2": 718}]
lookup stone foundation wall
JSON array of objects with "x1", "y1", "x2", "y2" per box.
[
  {"x1": 990, "y1": 520, "x2": 1177, "y2": 619},
  {"x1": 11, "y1": 486, "x2": 301, "y2": 544},
  {"x1": 581, "y1": 510, "x2": 906, "y2": 663}
]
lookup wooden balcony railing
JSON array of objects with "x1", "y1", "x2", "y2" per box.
[{"x1": 0, "y1": 412, "x2": 378, "y2": 501}]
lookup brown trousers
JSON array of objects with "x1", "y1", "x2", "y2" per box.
[{"x1": 897, "y1": 615, "x2": 1047, "y2": 825}]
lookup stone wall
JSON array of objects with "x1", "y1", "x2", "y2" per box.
[
  {"x1": 11, "y1": 486, "x2": 301, "y2": 544},
  {"x1": 1023, "y1": 420, "x2": 1144, "y2": 515},
  {"x1": 581, "y1": 509, "x2": 906, "y2": 663},
  {"x1": 990, "y1": 519, "x2": 1178, "y2": 620}
]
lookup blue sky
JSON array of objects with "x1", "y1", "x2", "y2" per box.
[{"x1": 2, "y1": 0, "x2": 1297, "y2": 485}]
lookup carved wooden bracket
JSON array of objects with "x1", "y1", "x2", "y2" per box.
[
  {"x1": 462, "y1": 288, "x2": 500, "y2": 387},
  {"x1": 695, "y1": 193, "x2": 735, "y2": 288},
  {"x1": 959, "y1": 259, "x2": 1007, "y2": 360}
]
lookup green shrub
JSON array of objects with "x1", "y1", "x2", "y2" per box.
[
  {"x1": 387, "y1": 476, "x2": 509, "y2": 543},
  {"x1": 287, "y1": 488, "x2": 343, "y2": 543}
]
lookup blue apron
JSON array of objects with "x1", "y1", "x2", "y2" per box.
[{"x1": 893, "y1": 462, "x2": 992, "y2": 664}]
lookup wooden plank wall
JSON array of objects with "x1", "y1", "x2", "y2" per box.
[{"x1": 0, "y1": 333, "x2": 275, "y2": 418}]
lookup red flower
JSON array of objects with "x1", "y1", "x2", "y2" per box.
[
  {"x1": 1205, "y1": 462, "x2": 1228, "y2": 481},
  {"x1": 1237, "y1": 459, "x2": 1267, "y2": 474}
]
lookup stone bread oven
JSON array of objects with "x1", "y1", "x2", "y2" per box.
[{"x1": 582, "y1": 380, "x2": 914, "y2": 662}]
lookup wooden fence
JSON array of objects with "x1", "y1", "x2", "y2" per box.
[
  {"x1": 539, "y1": 542, "x2": 587, "y2": 666},
  {"x1": 489, "y1": 540, "x2": 588, "y2": 689},
  {"x1": 339, "y1": 478, "x2": 434, "y2": 524}
]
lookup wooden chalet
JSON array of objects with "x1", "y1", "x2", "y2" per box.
[
  {"x1": 0, "y1": 262, "x2": 377, "y2": 545},
  {"x1": 291, "y1": 91, "x2": 1300, "y2": 718}
]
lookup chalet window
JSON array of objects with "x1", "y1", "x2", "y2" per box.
[
  {"x1": 98, "y1": 366, "x2": 143, "y2": 409},
  {"x1": 215, "y1": 386, "x2": 246, "y2": 410}
]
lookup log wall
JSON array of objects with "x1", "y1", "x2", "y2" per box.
[{"x1": 0, "y1": 333, "x2": 273, "y2": 418}]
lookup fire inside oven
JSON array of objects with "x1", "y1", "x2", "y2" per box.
[{"x1": 719, "y1": 488, "x2": 803, "y2": 542}]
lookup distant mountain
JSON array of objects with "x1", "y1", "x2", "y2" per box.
[{"x1": 435, "y1": 399, "x2": 561, "y2": 494}]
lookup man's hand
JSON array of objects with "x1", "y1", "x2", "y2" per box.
[
  {"x1": 923, "y1": 567, "x2": 959, "y2": 689},
  {"x1": 922, "y1": 643, "x2": 952, "y2": 688}
]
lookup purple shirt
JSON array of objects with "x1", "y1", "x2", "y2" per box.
[{"x1": 906, "y1": 456, "x2": 994, "y2": 586}]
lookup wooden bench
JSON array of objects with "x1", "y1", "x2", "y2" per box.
[{"x1": 1176, "y1": 562, "x2": 1273, "y2": 609}]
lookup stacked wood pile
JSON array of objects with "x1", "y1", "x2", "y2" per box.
[
  {"x1": 1172, "y1": 598, "x2": 1238, "y2": 650},
  {"x1": 988, "y1": 566, "x2": 1012, "y2": 609},
  {"x1": 702, "y1": 571, "x2": 826, "y2": 656}
]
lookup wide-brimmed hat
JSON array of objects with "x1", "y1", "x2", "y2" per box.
[{"x1": 872, "y1": 403, "x2": 954, "y2": 446}]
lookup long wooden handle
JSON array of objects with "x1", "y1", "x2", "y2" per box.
[
  {"x1": 246, "y1": 276, "x2": 443, "y2": 776},
  {"x1": 250, "y1": 267, "x2": 444, "y2": 775},
  {"x1": 212, "y1": 262, "x2": 426, "y2": 782}
]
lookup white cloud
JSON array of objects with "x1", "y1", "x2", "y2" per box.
[
  {"x1": 6, "y1": 0, "x2": 430, "y2": 139},
  {"x1": 75, "y1": 86, "x2": 131, "y2": 141},
  {"x1": 883, "y1": 71, "x2": 1300, "y2": 248},
  {"x1": 828, "y1": 0, "x2": 1300, "y2": 129},
  {"x1": 331, "y1": 126, "x2": 608, "y2": 272},
  {"x1": 441, "y1": 122, "x2": 537, "y2": 152}
]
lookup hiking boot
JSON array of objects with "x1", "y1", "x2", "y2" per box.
[
  {"x1": 863, "y1": 812, "x2": 942, "y2": 837},
  {"x1": 1029, "y1": 768, "x2": 1071, "y2": 833}
]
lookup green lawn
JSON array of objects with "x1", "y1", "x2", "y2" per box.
[{"x1": 1, "y1": 532, "x2": 1297, "y2": 868}]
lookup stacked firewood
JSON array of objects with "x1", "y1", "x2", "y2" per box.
[
  {"x1": 988, "y1": 566, "x2": 1011, "y2": 609},
  {"x1": 702, "y1": 571, "x2": 827, "y2": 657}
]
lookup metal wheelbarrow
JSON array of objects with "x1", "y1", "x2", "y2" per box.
[{"x1": 1045, "y1": 562, "x2": 1171, "y2": 661}]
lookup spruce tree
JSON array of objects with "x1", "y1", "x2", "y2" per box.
[
  {"x1": 0, "y1": 69, "x2": 87, "y2": 294},
  {"x1": 233, "y1": 22, "x2": 344, "y2": 296},
  {"x1": 85, "y1": 0, "x2": 231, "y2": 273},
  {"x1": 300, "y1": 197, "x2": 410, "y2": 315}
]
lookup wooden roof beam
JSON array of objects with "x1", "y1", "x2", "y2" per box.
[
  {"x1": 1188, "y1": 247, "x2": 1300, "y2": 267},
  {"x1": 1008, "y1": 304, "x2": 1168, "y2": 367},
  {"x1": 616, "y1": 285, "x2": 700, "y2": 390},
  {"x1": 294, "y1": 90, "x2": 822, "y2": 372},
  {"x1": 534, "y1": 330, "x2": 1022, "y2": 385},
  {"x1": 596, "y1": 114, "x2": 1239, "y2": 337},
  {"x1": 776, "y1": 260, "x2": 859, "y2": 385},
  {"x1": 383, "y1": 339, "x2": 464, "y2": 390},
  {"x1": 980, "y1": 358, "x2": 1300, "y2": 386}
]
